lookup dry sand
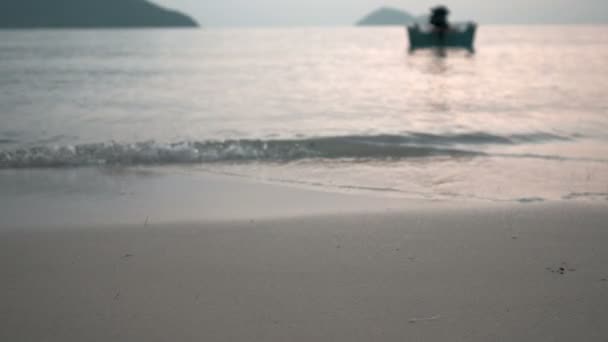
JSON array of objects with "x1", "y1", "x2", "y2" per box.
[{"x1": 1, "y1": 202, "x2": 608, "y2": 341}]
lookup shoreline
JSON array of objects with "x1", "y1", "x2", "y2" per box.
[
  {"x1": 2, "y1": 166, "x2": 606, "y2": 230},
  {"x1": 0, "y1": 166, "x2": 464, "y2": 230}
]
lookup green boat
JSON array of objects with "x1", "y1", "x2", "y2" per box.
[{"x1": 407, "y1": 22, "x2": 477, "y2": 53}]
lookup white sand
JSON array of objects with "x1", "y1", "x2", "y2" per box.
[{"x1": 1, "y1": 200, "x2": 608, "y2": 341}]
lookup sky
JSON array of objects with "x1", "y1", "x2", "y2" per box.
[{"x1": 155, "y1": 0, "x2": 608, "y2": 27}]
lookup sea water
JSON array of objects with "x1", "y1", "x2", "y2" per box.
[{"x1": 1, "y1": 26, "x2": 608, "y2": 204}]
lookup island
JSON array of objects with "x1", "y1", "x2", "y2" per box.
[
  {"x1": 0, "y1": 0, "x2": 198, "y2": 29},
  {"x1": 356, "y1": 7, "x2": 415, "y2": 26}
]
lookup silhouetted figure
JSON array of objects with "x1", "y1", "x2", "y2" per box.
[
  {"x1": 407, "y1": 5, "x2": 476, "y2": 53},
  {"x1": 429, "y1": 6, "x2": 450, "y2": 41}
]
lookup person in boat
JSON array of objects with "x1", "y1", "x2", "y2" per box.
[{"x1": 429, "y1": 5, "x2": 450, "y2": 38}]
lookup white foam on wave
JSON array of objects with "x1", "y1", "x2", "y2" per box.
[
  {"x1": 0, "y1": 140, "x2": 315, "y2": 168},
  {"x1": 0, "y1": 132, "x2": 578, "y2": 169}
]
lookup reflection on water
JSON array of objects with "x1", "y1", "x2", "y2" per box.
[
  {"x1": 423, "y1": 52, "x2": 451, "y2": 113},
  {"x1": 0, "y1": 26, "x2": 607, "y2": 201},
  {"x1": 1, "y1": 26, "x2": 607, "y2": 145}
]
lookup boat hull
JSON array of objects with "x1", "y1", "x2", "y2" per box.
[{"x1": 407, "y1": 23, "x2": 476, "y2": 52}]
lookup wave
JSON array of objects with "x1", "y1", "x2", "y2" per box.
[
  {"x1": 0, "y1": 138, "x2": 17, "y2": 145},
  {"x1": 0, "y1": 132, "x2": 574, "y2": 169}
]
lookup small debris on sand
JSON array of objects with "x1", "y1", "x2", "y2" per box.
[
  {"x1": 121, "y1": 254, "x2": 134, "y2": 260},
  {"x1": 409, "y1": 315, "x2": 441, "y2": 324},
  {"x1": 547, "y1": 263, "x2": 575, "y2": 275}
]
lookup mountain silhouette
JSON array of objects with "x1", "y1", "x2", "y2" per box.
[
  {"x1": 0, "y1": 0, "x2": 198, "y2": 28},
  {"x1": 356, "y1": 7, "x2": 415, "y2": 26}
]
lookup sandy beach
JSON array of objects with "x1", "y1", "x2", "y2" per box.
[
  {"x1": 2, "y1": 18, "x2": 608, "y2": 342},
  {"x1": 2, "y1": 175, "x2": 607, "y2": 341}
]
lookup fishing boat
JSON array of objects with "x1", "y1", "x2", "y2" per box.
[
  {"x1": 408, "y1": 6, "x2": 476, "y2": 53},
  {"x1": 407, "y1": 22, "x2": 477, "y2": 53}
]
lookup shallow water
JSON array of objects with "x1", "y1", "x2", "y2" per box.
[{"x1": 1, "y1": 26, "x2": 608, "y2": 202}]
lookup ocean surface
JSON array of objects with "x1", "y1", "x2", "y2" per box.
[{"x1": 1, "y1": 26, "x2": 608, "y2": 203}]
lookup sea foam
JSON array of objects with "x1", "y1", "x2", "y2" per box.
[{"x1": 0, "y1": 132, "x2": 572, "y2": 169}]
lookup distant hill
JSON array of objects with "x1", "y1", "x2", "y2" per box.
[
  {"x1": 356, "y1": 7, "x2": 415, "y2": 26},
  {"x1": 0, "y1": 0, "x2": 198, "y2": 28}
]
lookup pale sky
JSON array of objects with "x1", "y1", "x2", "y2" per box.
[{"x1": 155, "y1": 0, "x2": 608, "y2": 27}]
